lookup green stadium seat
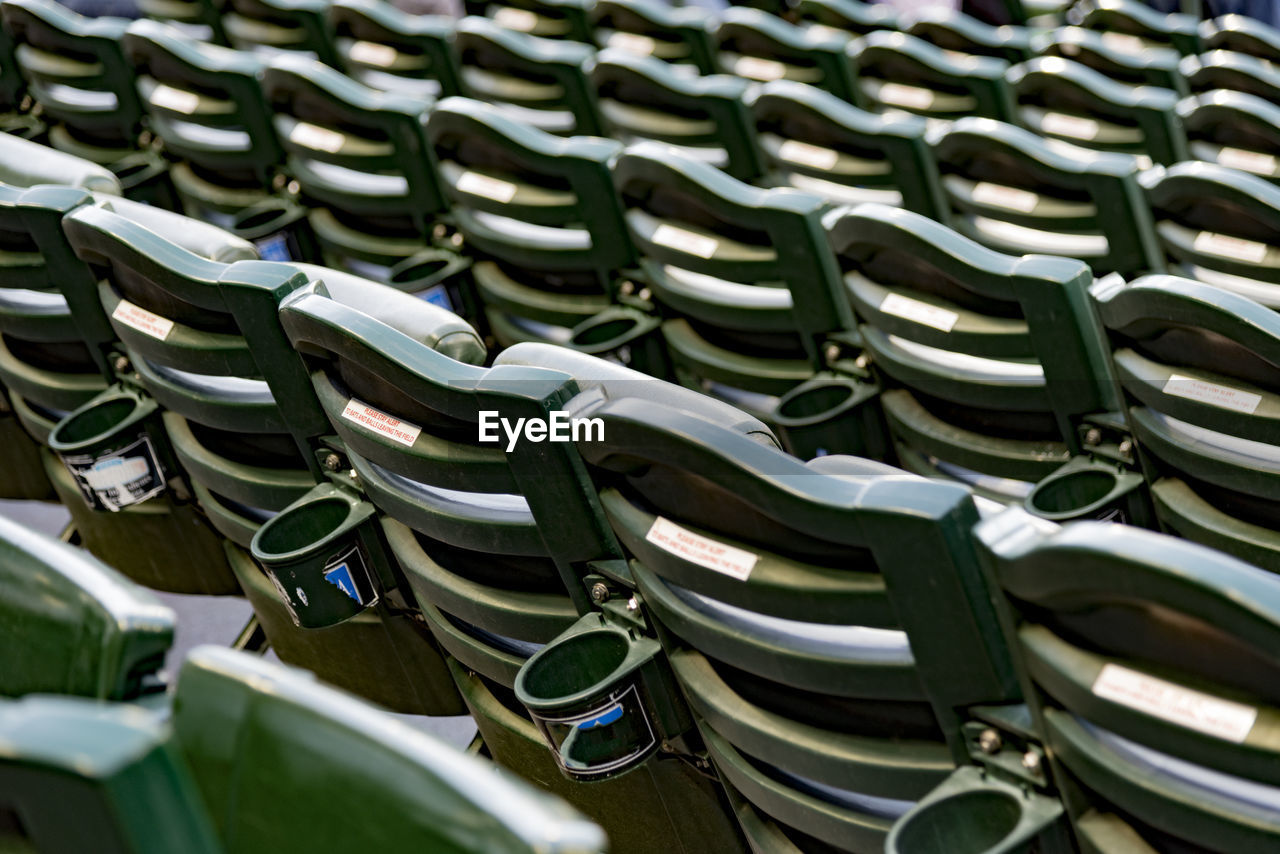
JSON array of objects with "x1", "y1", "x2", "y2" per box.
[
  {"x1": 424, "y1": 96, "x2": 637, "y2": 350},
  {"x1": 260, "y1": 54, "x2": 465, "y2": 289},
  {"x1": 1008, "y1": 56, "x2": 1186, "y2": 166},
  {"x1": 0, "y1": 135, "x2": 118, "y2": 501},
  {"x1": 713, "y1": 7, "x2": 858, "y2": 103},
  {"x1": 903, "y1": 9, "x2": 1034, "y2": 64},
  {"x1": 0, "y1": 512, "x2": 173, "y2": 701},
  {"x1": 455, "y1": 18, "x2": 601, "y2": 136},
  {"x1": 1091, "y1": 273, "x2": 1280, "y2": 571},
  {"x1": 849, "y1": 30, "x2": 1016, "y2": 124},
  {"x1": 328, "y1": 0, "x2": 463, "y2": 99},
  {"x1": 1066, "y1": 0, "x2": 1201, "y2": 56},
  {"x1": 0, "y1": 0, "x2": 172, "y2": 205},
  {"x1": 1178, "y1": 90, "x2": 1280, "y2": 183},
  {"x1": 1200, "y1": 12, "x2": 1280, "y2": 64},
  {"x1": 826, "y1": 203, "x2": 1125, "y2": 509},
  {"x1": 122, "y1": 21, "x2": 291, "y2": 235},
  {"x1": 611, "y1": 141, "x2": 884, "y2": 458},
  {"x1": 1141, "y1": 160, "x2": 1280, "y2": 305},
  {"x1": 220, "y1": 0, "x2": 342, "y2": 69},
  {"x1": 0, "y1": 694, "x2": 221, "y2": 853},
  {"x1": 955, "y1": 510, "x2": 1280, "y2": 851},
  {"x1": 590, "y1": 50, "x2": 762, "y2": 181},
  {"x1": 554, "y1": 397, "x2": 1018, "y2": 852},
  {"x1": 931, "y1": 117, "x2": 1163, "y2": 277},
  {"x1": 588, "y1": 0, "x2": 717, "y2": 75},
  {"x1": 749, "y1": 79, "x2": 947, "y2": 218},
  {"x1": 1181, "y1": 49, "x2": 1280, "y2": 108},
  {"x1": 276, "y1": 286, "x2": 750, "y2": 853},
  {"x1": 137, "y1": 0, "x2": 227, "y2": 45},
  {"x1": 1034, "y1": 26, "x2": 1187, "y2": 93},
  {"x1": 792, "y1": 0, "x2": 899, "y2": 41}
]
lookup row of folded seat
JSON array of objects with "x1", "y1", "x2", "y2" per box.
[{"x1": 2, "y1": 125, "x2": 1280, "y2": 853}]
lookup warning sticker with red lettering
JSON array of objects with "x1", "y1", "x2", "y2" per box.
[
  {"x1": 341, "y1": 399, "x2": 422, "y2": 447},
  {"x1": 645, "y1": 516, "x2": 758, "y2": 580},
  {"x1": 112, "y1": 299, "x2": 174, "y2": 341},
  {"x1": 1092, "y1": 663, "x2": 1256, "y2": 743}
]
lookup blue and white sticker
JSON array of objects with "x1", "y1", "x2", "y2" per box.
[
  {"x1": 60, "y1": 434, "x2": 166, "y2": 512},
  {"x1": 255, "y1": 232, "x2": 293, "y2": 262},
  {"x1": 416, "y1": 283, "x2": 454, "y2": 311},
  {"x1": 322, "y1": 544, "x2": 375, "y2": 608}
]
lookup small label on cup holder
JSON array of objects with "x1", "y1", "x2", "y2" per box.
[
  {"x1": 534, "y1": 684, "x2": 658, "y2": 779},
  {"x1": 322, "y1": 545, "x2": 374, "y2": 606},
  {"x1": 255, "y1": 232, "x2": 293, "y2": 262},
  {"x1": 60, "y1": 434, "x2": 166, "y2": 512}
]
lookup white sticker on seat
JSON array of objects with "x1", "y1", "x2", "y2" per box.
[
  {"x1": 456, "y1": 170, "x2": 518, "y2": 203},
  {"x1": 289, "y1": 121, "x2": 345, "y2": 153},
  {"x1": 733, "y1": 55, "x2": 788, "y2": 81},
  {"x1": 1218, "y1": 146, "x2": 1277, "y2": 174},
  {"x1": 646, "y1": 516, "x2": 758, "y2": 580},
  {"x1": 349, "y1": 39, "x2": 398, "y2": 68},
  {"x1": 1193, "y1": 231, "x2": 1269, "y2": 263},
  {"x1": 1092, "y1": 663, "x2": 1257, "y2": 743},
  {"x1": 651, "y1": 223, "x2": 718, "y2": 258},
  {"x1": 112, "y1": 300, "x2": 174, "y2": 340},
  {"x1": 1162, "y1": 374, "x2": 1261, "y2": 414},
  {"x1": 880, "y1": 293, "x2": 959, "y2": 332},
  {"x1": 778, "y1": 139, "x2": 839, "y2": 170},
  {"x1": 607, "y1": 31, "x2": 657, "y2": 55},
  {"x1": 149, "y1": 83, "x2": 199, "y2": 114},
  {"x1": 341, "y1": 399, "x2": 422, "y2": 446},
  {"x1": 972, "y1": 182, "x2": 1039, "y2": 212},
  {"x1": 878, "y1": 82, "x2": 935, "y2": 110},
  {"x1": 493, "y1": 6, "x2": 539, "y2": 30},
  {"x1": 1041, "y1": 112, "x2": 1100, "y2": 141}
]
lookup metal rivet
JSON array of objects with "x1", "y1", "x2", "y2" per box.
[
  {"x1": 1084, "y1": 428, "x2": 1103, "y2": 446},
  {"x1": 977, "y1": 728, "x2": 1002, "y2": 755},
  {"x1": 112, "y1": 355, "x2": 130, "y2": 373}
]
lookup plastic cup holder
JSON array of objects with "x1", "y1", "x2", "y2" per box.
[
  {"x1": 568, "y1": 308, "x2": 666, "y2": 374},
  {"x1": 892, "y1": 789, "x2": 1023, "y2": 853},
  {"x1": 515, "y1": 615, "x2": 686, "y2": 781},
  {"x1": 48, "y1": 388, "x2": 168, "y2": 512},
  {"x1": 1026, "y1": 457, "x2": 1146, "y2": 523},
  {"x1": 772, "y1": 373, "x2": 880, "y2": 459},
  {"x1": 250, "y1": 484, "x2": 384, "y2": 628},
  {"x1": 232, "y1": 200, "x2": 314, "y2": 263}
]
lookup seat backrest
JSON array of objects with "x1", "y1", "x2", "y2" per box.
[
  {"x1": 136, "y1": 0, "x2": 227, "y2": 44},
  {"x1": 424, "y1": 96, "x2": 632, "y2": 292},
  {"x1": 0, "y1": 695, "x2": 219, "y2": 853},
  {"x1": 1181, "y1": 48, "x2": 1280, "y2": 109},
  {"x1": 1089, "y1": 273, "x2": 1280, "y2": 569},
  {"x1": 1200, "y1": 12, "x2": 1280, "y2": 64},
  {"x1": 589, "y1": 0, "x2": 717, "y2": 75},
  {"x1": 930, "y1": 116, "x2": 1163, "y2": 277},
  {"x1": 472, "y1": 0, "x2": 592, "y2": 43},
  {"x1": 612, "y1": 141, "x2": 850, "y2": 374},
  {"x1": 328, "y1": 0, "x2": 463, "y2": 98},
  {"x1": 1008, "y1": 56, "x2": 1186, "y2": 166},
  {"x1": 1, "y1": 0, "x2": 143, "y2": 145},
  {"x1": 826, "y1": 202, "x2": 1114, "y2": 460},
  {"x1": 260, "y1": 53, "x2": 446, "y2": 228},
  {"x1": 904, "y1": 9, "x2": 1033, "y2": 63},
  {"x1": 1067, "y1": 0, "x2": 1201, "y2": 56},
  {"x1": 1141, "y1": 160, "x2": 1280, "y2": 305},
  {"x1": 122, "y1": 20, "x2": 281, "y2": 186},
  {"x1": 793, "y1": 0, "x2": 899, "y2": 40},
  {"x1": 0, "y1": 514, "x2": 173, "y2": 700},
  {"x1": 750, "y1": 79, "x2": 946, "y2": 218},
  {"x1": 454, "y1": 17, "x2": 600, "y2": 136},
  {"x1": 976, "y1": 507, "x2": 1280, "y2": 852},
  {"x1": 219, "y1": 0, "x2": 342, "y2": 69},
  {"x1": 1033, "y1": 26, "x2": 1187, "y2": 93},
  {"x1": 713, "y1": 7, "x2": 857, "y2": 103},
  {"x1": 590, "y1": 50, "x2": 762, "y2": 181},
  {"x1": 172, "y1": 645, "x2": 606, "y2": 853},
  {"x1": 849, "y1": 30, "x2": 1016, "y2": 124},
  {"x1": 0, "y1": 132, "x2": 119, "y2": 193},
  {"x1": 1177, "y1": 89, "x2": 1280, "y2": 184}
]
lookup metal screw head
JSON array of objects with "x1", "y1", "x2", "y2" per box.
[
  {"x1": 977, "y1": 728, "x2": 1002, "y2": 755},
  {"x1": 286, "y1": 180, "x2": 301, "y2": 195},
  {"x1": 1084, "y1": 428, "x2": 1103, "y2": 446},
  {"x1": 1021, "y1": 751, "x2": 1042, "y2": 773},
  {"x1": 450, "y1": 233, "x2": 464, "y2": 247},
  {"x1": 348, "y1": 469, "x2": 360, "y2": 484},
  {"x1": 589, "y1": 583, "x2": 609, "y2": 603},
  {"x1": 1117, "y1": 439, "x2": 1133, "y2": 456},
  {"x1": 626, "y1": 596, "x2": 639, "y2": 611},
  {"x1": 619, "y1": 280, "x2": 635, "y2": 296},
  {"x1": 824, "y1": 343, "x2": 841, "y2": 363},
  {"x1": 636, "y1": 288, "x2": 652, "y2": 302},
  {"x1": 112, "y1": 355, "x2": 130, "y2": 373},
  {"x1": 854, "y1": 353, "x2": 870, "y2": 370},
  {"x1": 322, "y1": 453, "x2": 342, "y2": 472}
]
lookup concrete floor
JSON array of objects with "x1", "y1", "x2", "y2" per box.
[{"x1": 0, "y1": 498, "x2": 477, "y2": 747}]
